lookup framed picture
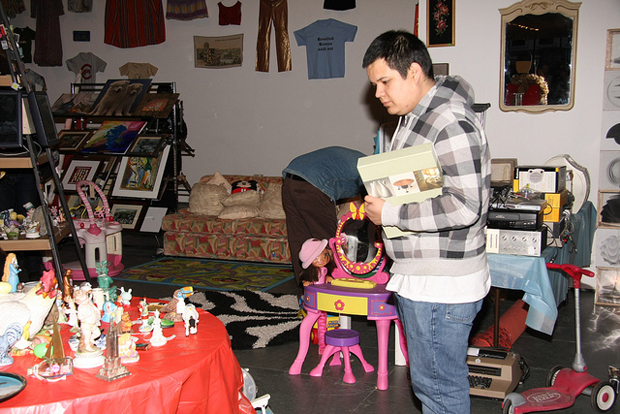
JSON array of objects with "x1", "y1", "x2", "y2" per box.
[
  {"x1": 432, "y1": 63, "x2": 449, "y2": 76},
  {"x1": 595, "y1": 267, "x2": 620, "y2": 306},
  {"x1": 133, "y1": 93, "x2": 179, "y2": 118},
  {"x1": 51, "y1": 92, "x2": 98, "y2": 116},
  {"x1": 194, "y1": 34, "x2": 243, "y2": 68},
  {"x1": 595, "y1": 228, "x2": 620, "y2": 268},
  {"x1": 58, "y1": 130, "x2": 92, "y2": 152},
  {"x1": 606, "y1": 28, "x2": 620, "y2": 71},
  {"x1": 427, "y1": 0, "x2": 455, "y2": 47},
  {"x1": 110, "y1": 201, "x2": 147, "y2": 230},
  {"x1": 81, "y1": 120, "x2": 147, "y2": 154},
  {"x1": 125, "y1": 134, "x2": 166, "y2": 157},
  {"x1": 112, "y1": 145, "x2": 171, "y2": 199},
  {"x1": 61, "y1": 159, "x2": 101, "y2": 192},
  {"x1": 88, "y1": 78, "x2": 152, "y2": 116},
  {"x1": 598, "y1": 190, "x2": 620, "y2": 228},
  {"x1": 139, "y1": 206, "x2": 169, "y2": 233},
  {"x1": 65, "y1": 193, "x2": 104, "y2": 220}
]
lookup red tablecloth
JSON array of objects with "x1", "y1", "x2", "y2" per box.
[{"x1": 0, "y1": 298, "x2": 246, "y2": 414}]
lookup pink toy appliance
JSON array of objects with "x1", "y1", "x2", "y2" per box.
[
  {"x1": 502, "y1": 263, "x2": 617, "y2": 413},
  {"x1": 64, "y1": 180, "x2": 124, "y2": 280}
]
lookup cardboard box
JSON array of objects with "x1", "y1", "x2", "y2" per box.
[
  {"x1": 357, "y1": 144, "x2": 443, "y2": 238},
  {"x1": 513, "y1": 165, "x2": 567, "y2": 193},
  {"x1": 544, "y1": 189, "x2": 569, "y2": 208},
  {"x1": 542, "y1": 189, "x2": 569, "y2": 223}
]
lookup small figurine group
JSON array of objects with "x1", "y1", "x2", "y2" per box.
[{"x1": 0, "y1": 202, "x2": 41, "y2": 240}]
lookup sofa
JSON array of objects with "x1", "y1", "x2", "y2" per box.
[{"x1": 162, "y1": 174, "x2": 292, "y2": 264}]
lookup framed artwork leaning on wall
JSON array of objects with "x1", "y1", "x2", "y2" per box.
[{"x1": 111, "y1": 145, "x2": 171, "y2": 199}]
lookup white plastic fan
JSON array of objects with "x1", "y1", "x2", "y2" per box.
[{"x1": 544, "y1": 154, "x2": 591, "y2": 212}]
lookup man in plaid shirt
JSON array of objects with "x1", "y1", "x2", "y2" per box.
[{"x1": 363, "y1": 30, "x2": 492, "y2": 414}]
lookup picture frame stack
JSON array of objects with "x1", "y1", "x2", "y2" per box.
[
  {"x1": 595, "y1": 28, "x2": 620, "y2": 306},
  {"x1": 53, "y1": 81, "x2": 182, "y2": 232}
]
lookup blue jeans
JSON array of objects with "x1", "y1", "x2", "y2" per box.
[{"x1": 396, "y1": 295, "x2": 483, "y2": 414}]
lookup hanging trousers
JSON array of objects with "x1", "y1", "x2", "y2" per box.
[{"x1": 255, "y1": 0, "x2": 292, "y2": 72}]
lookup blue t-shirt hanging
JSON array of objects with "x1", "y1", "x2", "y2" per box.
[{"x1": 294, "y1": 19, "x2": 357, "y2": 80}]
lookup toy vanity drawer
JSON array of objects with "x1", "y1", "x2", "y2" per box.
[{"x1": 317, "y1": 293, "x2": 368, "y2": 315}]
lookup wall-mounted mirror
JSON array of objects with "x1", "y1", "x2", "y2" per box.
[{"x1": 499, "y1": 0, "x2": 580, "y2": 113}]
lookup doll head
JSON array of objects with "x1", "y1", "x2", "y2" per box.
[
  {"x1": 300, "y1": 238, "x2": 329, "y2": 269},
  {"x1": 298, "y1": 238, "x2": 335, "y2": 285}
]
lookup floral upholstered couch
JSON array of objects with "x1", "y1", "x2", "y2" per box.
[{"x1": 161, "y1": 174, "x2": 291, "y2": 264}]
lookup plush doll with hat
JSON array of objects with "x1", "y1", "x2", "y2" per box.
[{"x1": 298, "y1": 238, "x2": 335, "y2": 287}]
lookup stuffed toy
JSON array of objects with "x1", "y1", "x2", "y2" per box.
[{"x1": 231, "y1": 180, "x2": 259, "y2": 194}]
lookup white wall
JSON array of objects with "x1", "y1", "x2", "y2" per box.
[{"x1": 10, "y1": 0, "x2": 620, "y2": 206}]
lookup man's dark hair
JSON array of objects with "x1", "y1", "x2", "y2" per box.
[{"x1": 362, "y1": 30, "x2": 434, "y2": 80}]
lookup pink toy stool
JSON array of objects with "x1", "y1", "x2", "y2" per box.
[{"x1": 310, "y1": 329, "x2": 374, "y2": 384}]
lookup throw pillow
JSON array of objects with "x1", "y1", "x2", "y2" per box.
[
  {"x1": 188, "y1": 183, "x2": 228, "y2": 216},
  {"x1": 200, "y1": 171, "x2": 232, "y2": 191},
  {"x1": 259, "y1": 182, "x2": 286, "y2": 219},
  {"x1": 221, "y1": 190, "x2": 261, "y2": 207},
  {"x1": 218, "y1": 205, "x2": 260, "y2": 219}
]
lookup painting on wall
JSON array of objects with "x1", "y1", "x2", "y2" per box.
[
  {"x1": 427, "y1": 0, "x2": 454, "y2": 47},
  {"x1": 194, "y1": 34, "x2": 243, "y2": 68}
]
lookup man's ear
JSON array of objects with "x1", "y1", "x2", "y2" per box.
[{"x1": 408, "y1": 62, "x2": 424, "y2": 82}]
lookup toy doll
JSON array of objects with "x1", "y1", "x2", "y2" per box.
[
  {"x1": 299, "y1": 238, "x2": 335, "y2": 353},
  {"x1": 298, "y1": 238, "x2": 335, "y2": 287}
]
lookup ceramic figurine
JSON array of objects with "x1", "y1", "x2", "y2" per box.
[
  {"x1": 149, "y1": 310, "x2": 168, "y2": 347},
  {"x1": 0, "y1": 323, "x2": 22, "y2": 365},
  {"x1": 183, "y1": 304, "x2": 199, "y2": 337},
  {"x1": 2, "y1": 253, "x2": 20, "y2": 293},
  {"x1": 119, "y1": 287, "x2": 132, "y2": 306},
  {"x1": 101, "y1": 300, "x2": 117, "y2": 324},
  {"x1": 73, "y1": 288, "x2": 101, "y2": 353},
  {"x1": 117, "y1": 333, "x2": 139, "y2": 363}
]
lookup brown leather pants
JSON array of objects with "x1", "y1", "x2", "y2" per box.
[{"x1": 255, "y1": 0, "x2": 292, "y2": 72}]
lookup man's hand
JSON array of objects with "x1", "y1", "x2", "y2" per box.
[{"x1": 364, "y1": 195, "x2": 385, "y2": 225}]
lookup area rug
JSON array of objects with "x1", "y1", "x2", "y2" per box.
[
  {"x1": 162, "y1": 290, "x2": 302, "y2": 350},
  {"x1": 114, "y1": 257, "x2": 295, "y2": 292}
]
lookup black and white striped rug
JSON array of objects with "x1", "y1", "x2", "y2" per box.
[{"x1": 185, "y1": 290, "x2": 302, "y2": 350}]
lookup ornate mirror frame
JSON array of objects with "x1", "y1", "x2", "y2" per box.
[
  {"x1": 499, "y1": 0, "x2": 581, "y2": 113},
  {"x1": 329, "y1": 203, "x2": 389, "y2": 284}
]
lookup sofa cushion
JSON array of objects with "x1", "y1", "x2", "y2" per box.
[
  {"x1": 218, "y1": 204, "x2": 260, "y2": 219},
  {"x1": 260, "y1": 182, "x2": 286, "y2": 220},
  {"x1": 201, "y1": 171, "x2": 232, "y2": 191},
  {"x1": 188, "y1": 183, "x2": 228, "y2": 216},
  {"x1": 221, "y1": 190, "x2": 261, "y2": 207}
]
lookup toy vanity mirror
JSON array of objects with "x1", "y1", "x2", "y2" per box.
[
  {"x1": 499, "y1": 0, "x2": 580, "y2": 113},
  {"x1": 329, "y1": 203, "x2": 390, "y2": 284}
]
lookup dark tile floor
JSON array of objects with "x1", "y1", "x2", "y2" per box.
[{"x1": 58, "y1": 232, "x2": 620, "y2": 414}]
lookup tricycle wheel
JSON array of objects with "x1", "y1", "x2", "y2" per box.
[
  {"x1": 591, "y1": 381, "x2": 616, "y2": 412},
  {"x1": 546, "y1": 365, "x2": 564, "y2": 387},
  {"x1": 502, "y1": 399, "x2": 515, "y2": 414}
]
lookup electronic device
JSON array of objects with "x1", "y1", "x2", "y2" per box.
[
  {"x1": 486, "y1": 227, "x2": 547, "y2": 256},
  {"x1": 0, "y1": 88, "x2": 23, "y2": 149},
  {"x1": 487, "y1": 208, "x2": 543, "y2": 230},
  {"x1": 27, "y1": 90, "x2": 59, "y2": 148},
  {"x1": 467, "y1": 348, "x2": 523, "y2": 399}
]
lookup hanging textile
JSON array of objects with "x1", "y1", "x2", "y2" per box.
[
  {"x1": 166, "y1": 0, "x2": 208, "y2": 20},
  {"x1": 104, "y1": 0, "x2": 166, "y2": 48},
  {"x1": 31, "y1": 0, "x2": 64, "y2": 67},
  {"x1": 1, "y1": 0, "x2": 25, "y2": 18}
]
